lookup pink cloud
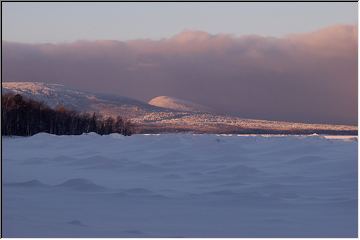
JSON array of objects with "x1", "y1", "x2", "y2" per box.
[{"x1": 3, "y1": 24, "x2": 357, "y2": 125}]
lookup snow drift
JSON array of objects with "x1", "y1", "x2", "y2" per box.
[{"x1": 3, "y1": 134, "x2": 357, "y2": 237}]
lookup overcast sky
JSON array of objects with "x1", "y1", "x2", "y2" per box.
[
  {"x1": 3, "y1": 2, "x2": 358, "y2": 43},
  {"x1": 2, "y1": 3, "x2": 358, "y2": 125}
]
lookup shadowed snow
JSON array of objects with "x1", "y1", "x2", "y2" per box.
[{"x1": 3, "y1": 133, "x2": 357, "y2": 237}]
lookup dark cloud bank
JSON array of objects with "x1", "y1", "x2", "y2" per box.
[{"x1": 3, "y1": 25, "x2": 357, "y2": 125}]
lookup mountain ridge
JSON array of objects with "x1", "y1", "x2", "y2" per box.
[{"x1": 2, "y1": 82, "x2": 357, "y2": 135}]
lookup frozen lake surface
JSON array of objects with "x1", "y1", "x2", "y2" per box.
[{"x1": 3, "y1": 133, "x2": 358, "y2": 237}]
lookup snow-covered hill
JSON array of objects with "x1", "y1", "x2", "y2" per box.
[
  {"x1": 149, "y1": 96, "x2": 212, "y2": 113},
  {"x1": 2, "y1": 82, "x2": 357, "y2": 135},
  {"x1": 2, "y1": 82, "x2": 167, "y2": 119}
]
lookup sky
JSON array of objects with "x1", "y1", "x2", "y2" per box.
[
  {"x1": 2, "y1": 3, "x2": 358, "y2": 125},
  {"x1": 2, "y1": 2, "x2": 358, "y2": 43}
]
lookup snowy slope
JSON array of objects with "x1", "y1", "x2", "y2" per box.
[
  {"x1": 2, "y1": 82, "x2": 357, "y2": 134},
  {"x1": 3, "y1": 134, "x2": 357, "y2": 237},
  {"x1": 2, "y1": 82, "x2": 166, "y2": 119},
  {"x1": 149, "y1": 96, "x2": 212, "y2": 112}
]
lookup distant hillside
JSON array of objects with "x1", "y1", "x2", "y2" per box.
[
  {"x1": 2, "y1": 82, "x2": 357, "y2": 135},
  {"x1": 2, "y1": 93, "x2": 133, "y2": 136},
  {"x1": 149, "y1": 96, "x2": 212, "y2": 113},
  {"x1": 2, "y1": 82, "x2": 168, "y2": 119}
]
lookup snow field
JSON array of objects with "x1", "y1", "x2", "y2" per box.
[{"x1": 3, "y1": 133, "x2": 358, "y2": 237}]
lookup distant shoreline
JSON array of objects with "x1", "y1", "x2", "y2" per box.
[
  {"x1": 136, "y1": 126, "x2": 358, "y2": 136},
  {"x1": 2, "y1": 82, "x2": 357, "y2": 137}
]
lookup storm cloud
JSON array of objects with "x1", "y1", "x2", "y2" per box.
[{"x1": 3, "y1": 24, "x2": 357, "y2": 125}]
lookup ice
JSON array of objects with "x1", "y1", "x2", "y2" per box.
[{"x1": 3, "y1": 133, "x2": 358, "y2": 237}]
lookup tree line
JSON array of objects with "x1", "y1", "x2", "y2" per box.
[{"x1": 2, "y1": 93, "x2": 133, "y2": 136}]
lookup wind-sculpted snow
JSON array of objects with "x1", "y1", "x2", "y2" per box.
[{"x1": 3, "y1": 134, "x2": 357, "y2": 237}]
